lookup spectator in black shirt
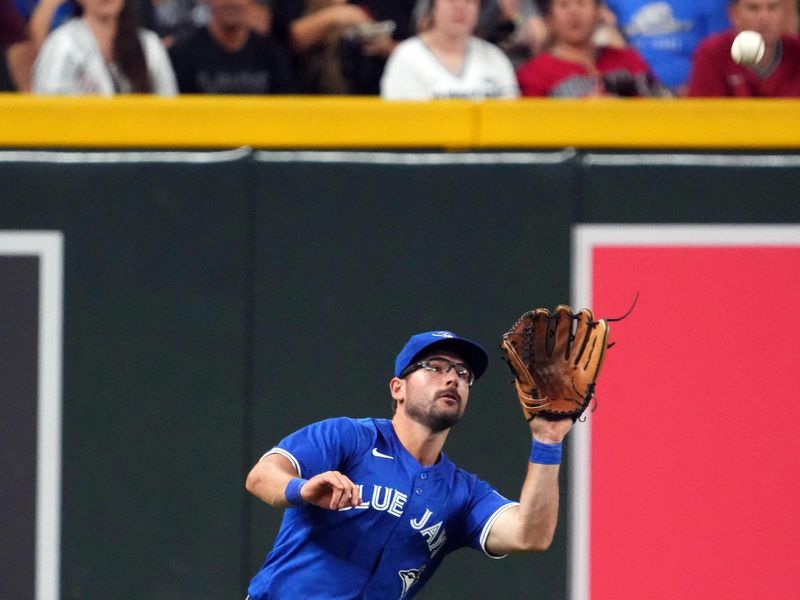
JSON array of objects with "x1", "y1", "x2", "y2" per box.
[
  {"x1": 169, "y1": 0, "x2": 295, "y2": 93},
  {"x1": 271, "y1": 0, "x2": 416, "y2": 94}
]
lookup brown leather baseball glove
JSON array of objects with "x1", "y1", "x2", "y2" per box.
[{"x1": 500, "y1": 305, "x2": 610, "y2": 422}]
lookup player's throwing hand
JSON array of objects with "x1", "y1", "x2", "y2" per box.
[{"x1": 299, "y1": 471, "x2": 362, "y2": 511}]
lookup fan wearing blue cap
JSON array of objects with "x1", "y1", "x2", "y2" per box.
[{"x1": 244, "y1": 329, "x2": 571, "y2": 600}]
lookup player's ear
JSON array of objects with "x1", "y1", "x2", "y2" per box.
[{"x1": 389, "y1": 377, "x2": 405, "y2": 401}]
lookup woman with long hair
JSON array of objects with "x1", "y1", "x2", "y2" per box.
[{"x1": 33, "y1": 0, "x2": 177, "y2": 94}]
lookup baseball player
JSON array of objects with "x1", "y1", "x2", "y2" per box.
[{"x1": 245, "y1": 330, "x2": 575, "y2": 599}]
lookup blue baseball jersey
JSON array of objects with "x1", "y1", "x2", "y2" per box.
[
  {"x1": 248, "y1": 417, "x2": 517, "y2": 599},
  {"x1": 606, "y1": 0, "x2": 730, "y2": 90}
]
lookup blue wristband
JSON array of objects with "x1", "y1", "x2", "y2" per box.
[
  {"x1": 285, "y1": 477, "x2": 308, "y2": 506},
  {"x1": 530, "y1": 439, "x2": 563, "y2": 465}
]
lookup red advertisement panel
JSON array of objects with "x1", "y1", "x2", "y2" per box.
[{"x1": 590, "y1": 245, "x2": 800, "y2": 599}]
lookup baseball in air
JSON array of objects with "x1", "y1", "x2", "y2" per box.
[{"x1": 731, "y1": 30, "x2": 765, "y2": 66}]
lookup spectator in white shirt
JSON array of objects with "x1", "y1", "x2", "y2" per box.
[
  {"x1": 33, "y1": 0, "x2": 177, "y2": 94},
  {"x1": 381, "y1": 0, "x2": 520, "y2": 99}
]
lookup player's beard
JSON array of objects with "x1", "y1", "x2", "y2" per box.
[{"x1": 404, "y1": 389, "x2": 464, "y2": 433}]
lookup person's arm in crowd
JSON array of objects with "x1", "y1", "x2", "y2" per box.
[
  {"x1": 5, "y1": 40, "x2": 36, "y2": 91},
  {"x1": 289, "y1": 3, "x2": 370, "y2": 52},
  {"x1": 361, "y1": 33, "x2": 398, "y2": 59},
  {"x1": 246, "y1": 0, "x2": 273, "y2": 36},
  {"x1": 595, "y1": 3, "x2": 627, "y2": 48},
  {"x1": 486, "y1": 0, "x2": 548, "y2": 56},
  {"x1": 28, "y1": 0, "x2": 68, "y2": 50},
  {"x1": 525, "y1": 15, "x2": 548, "y2": 55}
]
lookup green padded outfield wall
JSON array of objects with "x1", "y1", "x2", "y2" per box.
[
  {"x1": 0, "y1": 149, "x2": 798, "y2": 600},
  {"x1": 0, "y1": 151, "x2": 252, "y2": 599},
  {"x1": 578, "y1": 153, "x2": 800, "y2": 223}
]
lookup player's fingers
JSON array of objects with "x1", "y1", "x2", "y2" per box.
[
  {"x1": 336, "y1": 474, "x2": 360, "y2": 507},
  {"x1": 350, "y1": 481, "x2": 361, "y2": 507},
  {"x1": 326, "y1": 471, "x2": 355, "y2": 510},
  {"x1": 311, "y1": 471, "x2": 359, "y2": 510},
  {"x1": 307, "y1": 472, "x2": 335, "y2": 500},
  {"x1": 329, "y1": 485, "x2": 343, "y2": 510},
  {"x1": 331, "y1": 472, "x2": 357, "y2": 509}
]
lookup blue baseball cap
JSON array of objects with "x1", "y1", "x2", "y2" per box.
[{"x1": 394, "y1": 331, "x2": 489, "y2": 381}]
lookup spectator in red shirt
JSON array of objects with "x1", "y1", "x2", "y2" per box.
[
  {"x1": 516, "y1": 0, "x2": 665, "y2": 97},
  {"x1": 688, "y1": 0, "x2": 800, "y2": 96}
]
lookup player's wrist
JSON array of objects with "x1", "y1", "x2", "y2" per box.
[
  {"x1": 529, "y1": 413, "x2": 573, "y2": 444},
  {"x1": 529, "y1": 438, "x2": 562, "y2": 465},
  {"x1": 285, "y1": 477, "x2": 309, "y2": 506}
]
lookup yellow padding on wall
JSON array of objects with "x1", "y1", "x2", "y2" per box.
[
  {"x1": 479, "y1": 98, "x2": 800, "y2": 149},
  {"x1": 2, "y1": 94, "x2": 800, "y2": 149}
]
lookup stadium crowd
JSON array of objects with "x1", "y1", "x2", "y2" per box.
[{"x1": 2, "y1": 0, "x2": 800, "y2": 97}]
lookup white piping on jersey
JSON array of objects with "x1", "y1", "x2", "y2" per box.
[
  {"x1": 479, "y1": 501, "x2": 519, "y2": 559},
  {"x1": 264, "y1": 448, "x2": 302, "y2": 478}
]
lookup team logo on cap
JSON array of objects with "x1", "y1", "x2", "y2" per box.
[{"x1": 431, "y1": 331, "x2": 455, "y2": 338}]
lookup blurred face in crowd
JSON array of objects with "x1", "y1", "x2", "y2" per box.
[
  {"x1": 730, "y1": 0, "x2": 785, "y2": 43},
  {"x1": 547, "y1": 0, "x2": 600, "y2": 47},
  {"x1": 431, "y1": 0, "x2": 481, "y2": 39},
  {"x1": 207, "y1": 0, "x2": 248, "y2": 30},
  {"x1": 78, "y1": 0, "x2": 125, "y2": 22}
]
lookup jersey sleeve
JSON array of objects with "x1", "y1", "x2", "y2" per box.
[
  {"x1": 460, "y1": 475, "x2": 518, "y2": 558},
  {"x1": 265, "y1": 417, "x2": 373, "y2": 478}
]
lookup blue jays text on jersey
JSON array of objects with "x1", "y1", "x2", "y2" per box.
[{"x1": 247, "y1": 417, "x2": 517, "y2": 600}]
